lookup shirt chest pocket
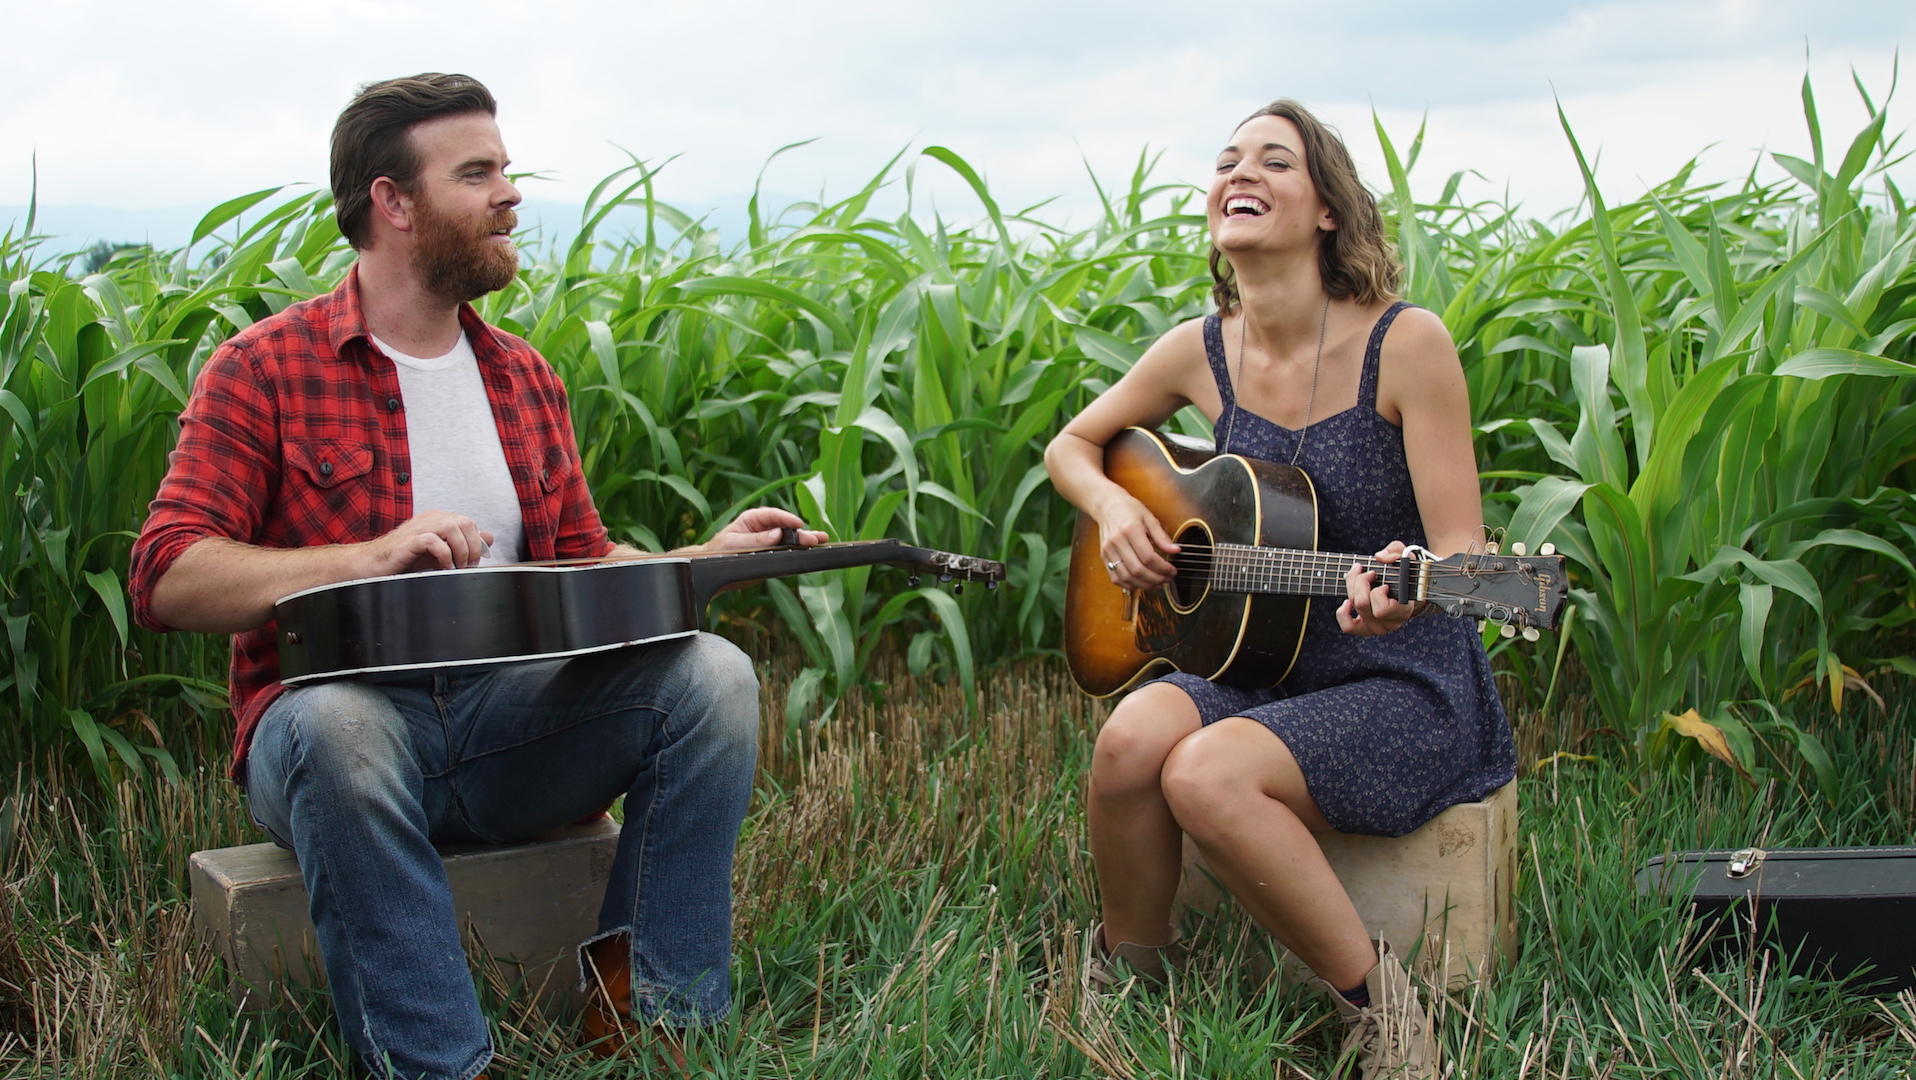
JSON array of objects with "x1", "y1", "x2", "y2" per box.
[
  {"x1": 283, "y1": 439, "x2": 377, "y2": 540},
  {"x1": 538, "y1": 444, "x2": 574, "y2": 494}
]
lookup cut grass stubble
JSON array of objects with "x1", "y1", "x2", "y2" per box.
[{"x1": 5, "y1": 657, "x2": 1916, "y2": 1078}]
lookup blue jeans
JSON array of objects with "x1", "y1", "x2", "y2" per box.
[{"x1": 245, "y1": 633, "x2": 759, "y2": 1080}]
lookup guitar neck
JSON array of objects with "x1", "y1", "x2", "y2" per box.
[
  {"x1": 1194, "y1": 543, "x2": 1419, "y2": 602},
  {"x1": 685, "y1": 540, "x2": 1001, "y2": 612}
]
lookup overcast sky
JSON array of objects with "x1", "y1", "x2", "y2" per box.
[{"x1": 4, "y1": 0, "x2": 1913, "y2": 237}]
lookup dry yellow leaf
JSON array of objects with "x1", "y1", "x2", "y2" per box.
[{"x1": 1664, "y1": 708, "x2": 1740, "y2": 771}]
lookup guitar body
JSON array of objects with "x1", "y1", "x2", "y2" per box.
[
  {"x1": 277, "y1": 559, "x2": 701, "y2": 685},
  {"x1": 1065, "y1": 427, "x2": 1319, "y2": 698}
]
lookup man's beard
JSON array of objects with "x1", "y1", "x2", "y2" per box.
[{"x1": 411, "y1": 197, "x2": 519, "y2": 303}]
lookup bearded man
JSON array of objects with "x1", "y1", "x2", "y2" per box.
[{"x1": 129, "y1": 73, "x2": 811, "y2": 1080}]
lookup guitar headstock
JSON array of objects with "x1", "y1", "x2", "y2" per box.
[
  {"x1": 894, "y1": 545, "x2": 1007, "y2": 592},
  {"x1": 1419, "y1": 544, "x2": 1569, "y2": 635}
]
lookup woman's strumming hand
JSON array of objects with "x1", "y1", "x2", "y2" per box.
[{"x1": 1095, "y1": 493, "x2": 1181, "y2": 590}]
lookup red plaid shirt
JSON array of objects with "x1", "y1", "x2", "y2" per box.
[{"x1": 129, "y1": 266, "x2": 612, "y2": 779}]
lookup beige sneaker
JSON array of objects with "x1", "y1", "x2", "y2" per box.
[
  {"x1": 1311, "y1": 942, "x2": 1437, "y2": 1079},
  {"x1": 1083, "y1": 923, "x2": 1189, "y2": 991}
]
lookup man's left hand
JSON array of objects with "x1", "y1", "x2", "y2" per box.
[{"x1": 698, "y1": 507, "x2": 828, "y2": 553}]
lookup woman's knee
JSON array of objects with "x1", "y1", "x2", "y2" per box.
[
  {"x1": 1092, "y1": 685, "x2": 1198, "y2": 795},
  {"x1": 1159, "y1": 725, "x2": 1265, "y2": 842}
]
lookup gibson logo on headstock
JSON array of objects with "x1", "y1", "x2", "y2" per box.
[{"x1": 1536, "y1": 572, "x2": 1553, "y2": 614}]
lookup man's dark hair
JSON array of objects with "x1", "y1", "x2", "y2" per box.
[{"x1": 330, "y1": 73, "x2": 497, "y2": 249}]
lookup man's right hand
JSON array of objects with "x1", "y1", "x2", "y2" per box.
[
  {"x1": 359, "y1": 510, "x2": 496, "y2": 576},
  {"x1": 149, "y1": 511, "x2": 496, "y2": 634}
]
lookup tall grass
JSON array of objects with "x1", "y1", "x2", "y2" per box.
[
  {"x1": 1, "y1": 73, "x2": 1913, "y2": 785},
  {"x1": 6, "y1": 655, "x2": 1916, "y2": 1077}
]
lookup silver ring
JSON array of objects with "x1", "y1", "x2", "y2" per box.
[{"x1": 1105, "y1": 561, "x2": 1120, "y2": 571}]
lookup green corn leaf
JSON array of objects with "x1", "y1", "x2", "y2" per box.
[
  {"x1": 784, "y1": 666, "x2": 827, "y2": 729},
  {"x1": 82, "y1": 569, "x2": 129, "y2": 647},
  {"x1": 1073, "y1": 326, "x2": 1143, "y2": 375},
  {"x1": 1507, "y1": 477, "x2": 1592, "y2": 552},
  {"x1": 1568, "y1": 345, "x2": 1628, "y2": 488},
  {"x1": 95, "y1": 722, "x2": 146, "y2": 776},
  {"x1": 674, "y1": 276, "x2": 852, "y2": 347},
  {"x1": 191, "y1": 186, "x2": 285, "y2": 247},
  {"x1": 799, "y1": 579, "x2": 856, "y2": 691},
  {"x1": 764, "y1": 580, "x2": 824, "y2": 669},
  {"x1": 631, "y1": 470, "x2": 711, "y2": 520},
  {"x1": 1783, "y1": 528, "x2": 1915, "y2": 576},
  {"x1": 917, "y1": 587, "x2": 977, "y2": 719},
  {"x1": 921, "y1": 147, "x2": 1007, "y2": 244},
  {"x1": 1739, "y1": 582, "x2": 1773, "y2": 693},
  {"x1": 66, "y1": 708, "x2": 109, "y2": 776},
  {"x1": 1773, "y1": 348, "x2": 1916, "y2": 379},
  {"x1": 1685, "y1": 547, "x2": 1824, "y2": 615}
]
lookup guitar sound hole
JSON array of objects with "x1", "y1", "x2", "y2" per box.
[{"x1": 1170, "y1": 525, "x2": 1210, "y2": 607}]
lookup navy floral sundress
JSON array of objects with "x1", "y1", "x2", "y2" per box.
[{"x1": 1150, "y1": 302, "x2": 1515, "y2": 837}]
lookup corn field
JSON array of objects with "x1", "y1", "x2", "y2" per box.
[
  {"x1": 2, "y1": 74, "x2": 1914, "y2": 788},
  {"x1": 6, "y1": 72, "x2": 1916, "y2": 1080}
]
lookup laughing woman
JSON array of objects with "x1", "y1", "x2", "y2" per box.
[{"x1": 1043, "y1": 100, "x2": 1514, "y2": 1079}]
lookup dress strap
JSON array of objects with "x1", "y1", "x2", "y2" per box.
[
  {"x1": 1359, "y1": 301, "x2": 1415, "y2": 413},
  {"x1": 1202, "y1": 314, "x2": 1235, "y2": 408}
]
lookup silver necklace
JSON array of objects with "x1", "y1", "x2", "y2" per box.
[{"x1": 1223, "y1": 294, "x2": 1330, "y2": 467}]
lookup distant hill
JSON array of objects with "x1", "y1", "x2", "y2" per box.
[{"x1": 0, "y1": 195, "x2": 804, "y2": 257}]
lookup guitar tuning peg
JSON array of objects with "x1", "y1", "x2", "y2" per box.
[
  {"x1": 1484, "y1": 542, "x2": 1500, "y2": 554},
  {"x1": 1522, "y1": 626, "x2": 1541, "y2": 642},
  {"x1": 1539, "y1": 542, "x2": 1556, "y2": 556},
  {"x1": 939, "y1": 573, "x2": 953, "y2": 583},
  {"x1": 953, "y1": 583, "x2": 964, "y2": 595},
  {"x1": 1510, "y1": 542, "x2": 1527, "y2": 556},
  {"x1": 1477, "y1": 619, "x2": 1488, "y2": 633},
  {"x1": 985, "y1": 579, "x2": 999, "y2": 590},
  {"x1": 906, "y1": 575, "x2": 920, "y2": 588},
  {"x1": 1500, "y1": 623, "x2": 1517, "y2": 639}
]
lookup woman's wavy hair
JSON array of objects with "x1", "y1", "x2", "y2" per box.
[{"x1": 1209, "y1": 99, "x2": 1401, "y2": 312}]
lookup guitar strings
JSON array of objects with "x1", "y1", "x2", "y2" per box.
[{"x1": 1154, "y1": 543, "x2": 1534, "y2": 603}]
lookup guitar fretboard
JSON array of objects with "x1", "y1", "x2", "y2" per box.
[{"x1": 1173, "y1": 543, "x2": 1416, "y2": 600}]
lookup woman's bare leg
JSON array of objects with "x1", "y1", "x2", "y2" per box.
[
  {"x1": 1160, "y1": 717, "x2": 1375, "y2": 990},
  {"x1": 1087, "y1": 682, "x2": 1203, "y2": 948}
]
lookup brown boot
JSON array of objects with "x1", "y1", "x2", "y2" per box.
[
  {"x1": 1083, "y1": 923, "x2": 1189, "y2": 991},
  {"x1": 582, "y1": 933, "x2": 688, "y2": 1068},
  {"x1": 1310, "y1": 941, "x2": 1437, "y2": 1079}
]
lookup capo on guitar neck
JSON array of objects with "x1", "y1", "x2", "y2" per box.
[{"x1": 1398, "y1": 544, "x2": 1435, "y2": 604}]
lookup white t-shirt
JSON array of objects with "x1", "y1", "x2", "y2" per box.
[{"x1": 371, "y1": 332, "x2": 525, "y2": 566}]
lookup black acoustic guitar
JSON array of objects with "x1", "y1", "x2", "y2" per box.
[
  {"x1": 275, "y1": 539, "x2": 1005, "y2": 685},
  {"x1": 1064, "y1": 427, "x2": 1568, "y2": 697}
]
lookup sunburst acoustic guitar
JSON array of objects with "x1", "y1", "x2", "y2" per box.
[{"x1": 1064, "y1": 427, "x2": 1568, "y2": 697}]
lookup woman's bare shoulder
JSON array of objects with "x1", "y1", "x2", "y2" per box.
[
  {"x1": 1133, "y1": 314, "x2": 1214, "y2": 384},
  {"x1": 1376, "y1": 304, "x2": 1468, "y2": 421},
  {"x1": 1379, "y1": 305, "x2": 1457, "y2": 356},
  {"x1": 1144, "y1": 313, "x2": 1211, "y2": 357}
]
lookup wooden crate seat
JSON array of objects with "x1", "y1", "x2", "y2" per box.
[
  {"x1": 188, "y1": 818, "x2": 620, "y2": 1011},
  {"x1": 1176, "y1": 782, "x2": 1519, "y2": 989}
]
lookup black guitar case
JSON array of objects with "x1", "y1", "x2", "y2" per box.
[{"x1": 1637, "y1": 846, "x2": 1916, "y2": 992}]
